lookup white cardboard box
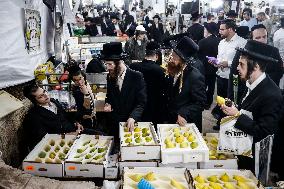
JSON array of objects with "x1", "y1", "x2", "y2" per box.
[
  {"x1": 120, "y1": 122, "x2": 161, "y2": 161},
  {"x1": 158, "y1": 124, "x2": 209, "y2": 164},
  {"x1": 104, "y1": 154, "x2": 119, "y2": 179},
  {"x1": 119, "y1": 160, "x2": 159, "y2": 174},
  {"x1": 189, "y1": 169, "x2": 265, "y2": 189},
  {"x1": 200, "y1": 133, "x2": 238, "y2": 169},
  {"x1": 65, "y1": 135, "x2": 113, "y2": 178},
  {"x1": 22, "y1": 134, "x2": 76, "y2": 177},
  {"x1": 122, "y1": 167, "x2": 191, "y2": 189},
  {"x1": 158, "y1": 162, "x2": 198, "y2": 169}
]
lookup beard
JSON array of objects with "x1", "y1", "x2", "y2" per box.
[
  {"x1": 167, "y1": 60, "x2": 184, "y2": 77},
  {"x1": 108, "y1": 62, "x2": 121, "y2": 81}
]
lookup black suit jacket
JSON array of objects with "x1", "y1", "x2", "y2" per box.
[
  {"x1": 168, "y1": 66, "x2": 206, "y2": 131},
  {"x1": 23, "y1": 99, "x2": 76, "y2": 149},
  {"x1": 187, "y1": 23, "x2": 204, "y2": 43},
  {"x1": 107, "y1": 23, "x2": 125, "y2": 36},
  {"x1": 149, "y1": 23, "x2": 164, "y2": 43},
  {"x1": 106, "y1": 68, "x2": 147, "y2": 121},
  {"x1": 198, "y1": 35, "x2": 221, "y2": 75},
  {"x1": 130, "y1": 59, "x2": 167, "y2": 123},
  {"x1": 235, "y1": 77, "x2": 283, "y2": 143},
  {"x1": 228, "y1": 46, "x2": 283, "y2": 103},
  {"x1": 84, "y1": 24, "x2": 108, "y2": 36}
]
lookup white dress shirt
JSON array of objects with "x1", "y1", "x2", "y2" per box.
[
  {"x1": 114, "y1": 24, "x2": 120, "y2": 31},
  {"x1": 96, "y1": 25, "x2": 102, "y2": 35},
  {"x1": 273, "y1": 28, "x2": 284, "y2": 61},
  {"x1": 242, "y1": 73, "x2": 266, "y2": 102},
  {"x1": 217, "y1": 34, "x2": 247, "y2": 79},
  {"x1": 239, "y1": 18, "x2": 257, "y2": 31},
  {"x1": 41, "y1": 102, "x2": 57, "y2": 114},
  {"x1": 117, "y1": 64, "x2": 127, "y2": 91}
]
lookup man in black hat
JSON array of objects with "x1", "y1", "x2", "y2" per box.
[
  {"x1": 102, "y1": 42, "x2": 147, "y2": 139},
  {"x1": 221, "y1": 40, "x2": 283, "y2": 171},
  {"x1": 187, "y1": 11, "x2": 204, "y2": 43},
  {"x1": 93, "y1": 16, "x2": 108, "y2": 36},
  {"x1": 130, "y1": 42, "x2": 167, "y2": 125},
  {"x1": 226, "y1": 10, "x2": 238, "y2": 21},
  {"x1": 108, "y1": 13, "x2": 124, "y2": 36},
  {"x1": 167, "y1": 36, "x2": 206, "y2": 131},
  {"x1": 228, "y1": 24, "x2": 283, "y2": 104},
  {"x1": 198, "y1": 22, "x2": 221, "y2": 109},
  {"x1": 149, "y1": 15, "x2": 164, "y2": 43}
]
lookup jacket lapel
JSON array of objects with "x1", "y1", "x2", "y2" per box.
[
  {"x1": 120, "y1": 69, "x2": 130, "y2": 97},
  {"x1": 241, "y1": 77, "x2": 267, "y2": 109}
]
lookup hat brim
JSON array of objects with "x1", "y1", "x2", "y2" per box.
[
  {"x1": 236, "y1": 47, "x2": 278, "y2": 63},
  {"x1": 226, "y1": 13, "x2": 238, "y2": 17},
  {"x1": 99, "y1": 53, "x2": 128, "y2": 60},
  {"x1": 190, "y1": 14, "x2": 202, "y2": 20},
  {"x1": 170, "y1": 41, "x2": 187, "y2": 61}
]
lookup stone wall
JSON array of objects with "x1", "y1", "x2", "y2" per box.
[{"x1": 0, "y1": 81, "x2": 33, "y2": 167}]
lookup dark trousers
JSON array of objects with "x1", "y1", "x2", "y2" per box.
[{"x1": 205, "y1": 74, "x2": 217, "y2": 106}]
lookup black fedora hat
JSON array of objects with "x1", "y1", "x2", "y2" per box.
[
  {"x1": 171, "y1": 36, "x2": 199, "y2": 61},
  {"x1": 162, "y1": 33, "x2": 190, "y2": 49},
  {"x1": 153, "y1": 15, "x2": 161, "y2": 20},
  {"x1": 110, "y1": 13, "x2": 120, "y2": 20},
  {"x1": 100, "y1": 42, "x2": 127, "y2": 60},
  {"x1": 146, "y1": 41, "x2": 160, "y2": 54},
  {"x1": 236, "y1": 40, "x2": 278, "y2": 63},
  {"x1": 190, "y1": 11, "x2": 202, "y2": 20},
  {"x1": 226, "y1": 10, "x2": 238, "y2": 17},
  {"x1": 204, "y1": 22, "x2": 219, "y2": 36}
]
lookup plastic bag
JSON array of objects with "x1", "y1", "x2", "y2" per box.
[
  {"x1": 102, "y1": 180, "x2": 120, "y2": 189},
  {"x1": 217, "y1": 115, "x2": 253, "y2": 157}
]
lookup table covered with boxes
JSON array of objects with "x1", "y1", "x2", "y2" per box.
[{"x1": 22, "y1": 122, "x2": 265, "y2": 189}]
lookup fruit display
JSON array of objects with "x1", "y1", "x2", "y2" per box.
[
  {"x1": 191, "y1": 169, "x2": 262, "y2": 189},
  {"x1": 32, "y1": 137, "x2": 75, "y2": 164},
  {"x1": 158, "y1": 124, "x2": 209, "y2": 163},
  {"x1": 123, "y1": 167, "x2": 190, "y2": 189},
  {"x1": 216, "y1": 96, "x2": 232, "y2": 107},
  {"x1": 66, "y1": 135, "x2": 112, "y2": 164},
  {"x1": 120, "y1": 122, "x2": 157, "y2": 146},
  {"x1": 203, "y1": 134, "x2": 234, "y2": 160}
]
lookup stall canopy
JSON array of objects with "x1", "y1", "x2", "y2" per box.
[{"x1": 0, "y1": 0, "x2": 55, "y2": 89}]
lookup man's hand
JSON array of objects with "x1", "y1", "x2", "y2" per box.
[
  {"x1": 104, "y1": 103, "x2": 112, "y2": 112},
  {"x1": 221, "y1": 104, "x2": 239, "y2": 116},
  {"x1": 75, "y1": 122, "x2": 84, "y2": 133},
  {"x1": 126, "y1": 118, "x2": 135, "y2": 132},
  {"x1": 217, "y1": 61, "x2": 228, "y2": 70},
  {"x1": 79, "y1": 84, "x2": 89, "y2": 95},
  {"x1": 177, "y1": 115, "x2": 187, "y2": 126}
]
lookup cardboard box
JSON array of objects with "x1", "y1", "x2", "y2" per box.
[
  {"x1": 22, "y1": 134, "x2": 76, "y2": 177},
  {"x1": 200, "y1": 133, "x2": 238, "y2": 169},
  {"x1": 158, "y1": 124, "x2": 209, "y2": 164},
  {"x1": 104, "y1": 154, "x2": 119, "y2": 179},
  {"x1": 119, "y1": 160, "x2": 159, "y2": 174},
  {"x1": 120, "y1": 122, "x2": 161, "y2": 161},
  {"x1": 189, "y1": 169, "x2": 265, "y2": 189},
  {"x1": 158, "y1": 162, "x2": 198, "y2": 169},
  {"x1": 65, "y1": 135, "x2": 113, "y2": 178},
  {"x1": 122, "y1": 167, "x2": 191, "y2": 189}
]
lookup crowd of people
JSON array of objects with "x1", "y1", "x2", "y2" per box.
[{"x1": 23, "y1": 6, "x2": 284, "y2": 181}]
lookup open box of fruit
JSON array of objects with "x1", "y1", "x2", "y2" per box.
[
  {"x1": 190, "y1": 169, "x2": 264, "y2": 189},
  {"x1": 119, "y1": 122, "x2": 160, "y2": 161},
  {"x1": 65, "y1": 134, "x2": 113, "y2": 177},
  {"x1": 122, "y1": 167, "x2": 191, "y2": 189},
  {"x1": 158, "y1": 124, "x2": 209, "y2": 164},
  {"x1": 22, "y1": 134, "x2": 76, "y2": 177},
  {"x1": 199, "y1": 133, "x2": 238, "y2": 169}
]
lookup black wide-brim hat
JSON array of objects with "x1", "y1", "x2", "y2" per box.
[
  {"x1": 153, "y1": 15, "x2": 161, "y2": 20},
  {"x1": 162, "y1": 33, "x2": 190, "y2": 49},
  {"x1": 110, "y1": 13, "x2": 120, "y2": 20},
  {"x1": 190, "y1": 11, "x2": 202, "y2": 20},
  {"x1": 236, "y1": 40, "x2": 278, "y2": 63},
  {"x1": 100, "y1": 42, "x2": 128, "y2": 60},
  {"x1": 146, "y1": 41, "x2": 160, "y2": 54},
  {"x1": 204, "y1": 22, "x2": 219, "y2": 36},
  {"x1": 226, "y1": 10, "x2": 238, "y2": 17},
  {"x1": 171, "y1": 36, "x2": 199, "y2": 62}
]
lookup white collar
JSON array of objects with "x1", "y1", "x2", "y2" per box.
[
  {"x1": 226, "y1": 33, "x2": 238, "y2": 42},
  {"x1": 119, "y1": 64, "x2": 127, "y2": 80},
  {"x1": 246, "y1": 73, "x2": 266, "y2": 91}
]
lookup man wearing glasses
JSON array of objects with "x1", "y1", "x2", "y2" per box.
[{"x1": 23, "y1": 83, "x2": 85, "y2": 149}]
